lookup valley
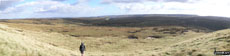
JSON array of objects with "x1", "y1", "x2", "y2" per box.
[{"x1": 0, "y1": 14, "x2": 230, "y2": 56}]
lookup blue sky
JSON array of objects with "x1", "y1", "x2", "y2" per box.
[{"x1": 1, "y1": 0, "x2": 230, "y2": 19}]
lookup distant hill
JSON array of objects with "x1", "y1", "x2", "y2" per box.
[
  {"x1": 1, "y1": 14, "x2": 230, "y2": 31},
  {"x1": 62, "y1": 14, "x2": 230, "y2": 31}
]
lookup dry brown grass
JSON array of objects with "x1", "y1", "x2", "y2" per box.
[
  {"x1": 0, "y1": 24, "x2": 76, "y2": 56},
  {"x1": 0, "y1": 20, "x2": 229, "y2": 56}
]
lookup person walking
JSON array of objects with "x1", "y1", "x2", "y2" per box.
[{"x1": 79, "y1": 42, "x2": 86, "y2": 56}]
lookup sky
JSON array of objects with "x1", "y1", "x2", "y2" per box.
[{"x1": 0, "y1": 0, "x2": 230, "y2": 19}]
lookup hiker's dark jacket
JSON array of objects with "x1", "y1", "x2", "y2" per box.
[{"x1": 79, "y1": 43, "x2": 86, "y2": 53}]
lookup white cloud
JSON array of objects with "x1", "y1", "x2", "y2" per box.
[
  {"x1": 101, "y1": 0, "x2": 196, "y2": 4},
  {"x1": 51, "y1": 0, "x2": 66, "y2": 1},
  {"x1": 111, "y1": 0, "x2": 230, "y2": 17},
  {"x1": 0, "y1": 0, "x2": 102, "y2": 19},
  {"x1": 0, "y1": 0, "x2": 23, "y2": 10},
  {"x1": 1, "y1": 0, "x2": 230, "y2": 19}
]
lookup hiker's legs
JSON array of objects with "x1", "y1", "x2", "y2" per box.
[{"x1": 81, "y1": 51, "x2": 84, "y2": 56}]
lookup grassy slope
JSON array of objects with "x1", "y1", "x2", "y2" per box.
[
  {"x1": 1, "y1": 23, "x2": 229, "y2": 56},
  {"x1": 0, "y1": 15, "x2": 230, "y2": 56},
  {"x1": 0, "y1": 24, "x2": 76, "y2": 56},
  {"x1": 157, "y1": 29, "x2": 230, "y2": 56}
]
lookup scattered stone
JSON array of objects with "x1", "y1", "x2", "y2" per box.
[
  {"x1": 49, "y1": 43, "x2": 58, "y2": 46},
  {"x1": 128, "y1": 35, "x2": 138, "y2": 39},
  {"x1": 70, "y1": 34, "x2": 80, "y2": 37},
  {"x1": 146, "y1": 36, "x2": 163, "y2": 39},
  {"x1": 165, "y1": 52, "x2": 170, "y2": 55},
  {"x1": 197, "y1": 54, "x2": 204, "y2": 56},
  {"x1": 106, "y1": 42, "x2": 113, "y2": 44},
  {"x1": 16, "y1": 30, "x2": 23, "y2": 32},
  {"x1": 62, "y1": 30, "x2": 69, "y2": 32},
  {"x1": 188, "y1": 51, "x2": 193, "y2": 55}
]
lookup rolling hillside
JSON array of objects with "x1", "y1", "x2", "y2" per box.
[
  {"x1": 0, "y1": 24, "x2": 76, "y2": 56},
  {"x1": 0, "y1": 23, "x2": 229, "y2": 56},
  {"x1": 0, "y1": 14, "x2": 230, "y2": 56}
]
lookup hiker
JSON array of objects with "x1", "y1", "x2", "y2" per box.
[{"x1": 79, "y1": 42, "x2": 86, "y2": 56}]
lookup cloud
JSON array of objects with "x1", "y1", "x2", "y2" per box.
[
  {"x1": 1, "y1": 0, "x2": 230, "y2": 19},
  {"x1": 101, "y1": 0, "x2": 142, "y2": 4},
  {"x1": 113, "y1": 0, "x2": 230, "y2": 17},
  {"x1": 163, "y1": 0, "x2": 189, "y2": 2},
  {"x1": 101, "y1": 0, "x2": 195, "y2": 4},
  {"x1": 0, "y1": 0, "x2": 102, "y2": 19},
  {"x1": 52, "y1": 0, "x2": 66, "y2": 1},
  {"x1": 0, "y1": 0, "x2": 23, "y2": 10}
]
